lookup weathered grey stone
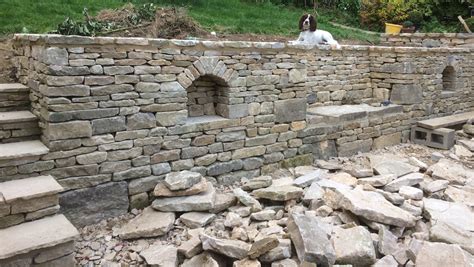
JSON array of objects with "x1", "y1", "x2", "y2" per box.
[
  {"x1": 358, "y1": 174, "x2": 395, "y2": 187},
  {"x1": 384, "y1": 173, "x2": 424, "y2": 192},
  {"x1": 303, "y1": 182, "x2": 325, "y2": 204},
  {"x1": 164, "y1": 171, "x2": 202, "y2": 191},
  {"x1": 248, "y1": 237, "x2": 279, "y2": 259},
  {"x1": 152, "y1": 183, "x2": 215, "y2": 212},
  {"x1": 156, "y1": 110, "x2": 187, "y2": 126},
  {"x1": 444, "y1": 186, "x2": 474, "y2": 207},
  {"x1": 274, "y1": 99, "x2": 306, "y2": 123},
  {"x1": 127, "y1": 113, "x2": 156, "y2": 130},
  {"x1": 209, "y1": 193, "x2": 237, "y2": 213},
  {"x1": 140, "y1": 244, "x2": 178, "y2": 267},
  {"x1": 250, "y1": 210, "x2": 276, "y2": 221},
  {"x1": 92, "y1": 116, "x2": 126, "y2": 135},
  {"x1": 423, "y1": 180, "x2": 449, "y2": 194},
  {"x1": 288, "y1": 214, "x2": 336, "y2": 266},
  {"x1": 372, "y1": 158, "x2": 418, "y2": 177},
  {"x1": 390, "y1": 84, "x2": 422, "y2": 104},
  {"x1": 181, "y1": 252, "x2": 220, "y2": 267},
  {"x1": 399, "y1": 186, "x2": 423, "y2": 200},
  {"x1": 208, "y1": 160, "x2": 243, "y2": 176},
  {"x1": 378, "y1": 227, "x2": 399, "y2": 256},
  {"x1": 113, "y1": 166, "x2": 151, "y2": 181},
  {"x1": 233, "y1": 258, "x2": 261, "y2": 267},
  {"x1": 46, "y1": 121, "x2": 92, "y2": 140},
  {"x1": 430, "y1": 220, "x2": 474, "y2": 254},
  {"x1": 259, "y1": 239, "x2": 292, "y2": 263},
  {"x1": 331, "y1": 187, "x2": 416, "y2": 227},
  {"x1": 150, "y1": 163, "x2": 171, "y2": 176},
  {"x1": 34, "y1": 241, "x2": 74, "y2": 264},
  {"x1": 42, "y1": 47, "x2": 68, "y2": 65},
  {"x1": 332, "y1": 226, "x2": 376, "y2": 265},
  {"x1": 414, "y1": 241, "x2": 474, "y2": 267},
  {"x1": 288, "y1": 69, "x2": 307, "y2": 83},
  {"x1": 424, "y1": 198, "x2": 473, "y2": 232},
  {"x1": 117, "y1": 207, "x2": 175, "y2": 239},
  {"x1": 200, "y1": 233, "x2": 251, "y2": 259},
  {"x1": 252, "y1": 186, "x2": 303, "y2": 201},
  {"x1": 76, "y1": 152, "x2": 107, "y2": 165},
  {"x1": 428, "y1": 158, "x2": 474, "y2": 185},
  {"x1": 372, "y1": 255, "x2": 398, "y2": 267},
  {"x1": 337, "y1": 139, "x2": 373, "y2": 157},
  {"x1": 180, "y1": 212, "x2": 216, "y2": 229},
  {"x1": 242, "y1": 176, "x2": 272, "y2": 191},
  {"x1": 59, "y1": 182, "x2": 128, "y2": 227},
  {"x1": 40, "y1": 85, "x2": 90, "y2": 97},
  {"x1": 178, "y1": 228, "x2": 203, "y2": 259},
  {"x1": 233, "y1": 188, "x2": 262, "y2": 212},
  {"x1": 293, "y1": 169, "x2": 327, "y2": 188},
  {"x1": 154, "y1": 178, "x2": 208, "y2": 197}
]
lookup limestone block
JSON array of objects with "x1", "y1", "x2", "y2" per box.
[
  {"x1": 390, "y1": 84, "x2": 422, "y2": 104},
  {"x1": 46, "y1": 121, "x2": 92, "y2": 140},
  {"x1": 274, "y1": 99, "x2": 306, "y2": 123}
]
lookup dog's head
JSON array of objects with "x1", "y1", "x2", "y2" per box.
[{"x1": 299, "y1": 14, "x2": 317, "y2": 32}]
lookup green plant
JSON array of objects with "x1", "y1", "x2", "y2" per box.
[
  {"x1": 403, "y1": 20, "x2": 414, "y2": 27},
  {"x1": 336, "y1": 0, "x2": 361, "y2": 18}
]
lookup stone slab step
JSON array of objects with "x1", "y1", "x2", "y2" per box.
[
  {"x1": 0, "y1": 175, "x2": 63, "y2": 203},
  {"x1": 0, "y1": 214, "x2": 79, "y2": 260},
  {"x1": 417, "y1": 111, "x2": 474, "y2": 130},
  {"x1": 0, "y1": 140, "x2": 49, "y2": 160},
  {"x1": 307, "y1": 104, "x2": 403, "y2": 123},
  {"x1": 0, "y1": 111, "x2": 36, "y2": 124},
  {"x1": 0, "y1": 83, "x2": 29, "y2": 93}
]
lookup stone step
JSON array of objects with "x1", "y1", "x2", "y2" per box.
[
  {"x1": 0, "y1": 175, "x2": 62, "y2": 203},
  {"x1": 0, "y1": 214, "x2": 79, "y2": 260},
  {"x1": 0, "y1": 110, "x2": 40, "y2": 143},
  {"x1": 0, "y1": 110, "x2": 36, "y2": 124},
  {"x1": 0, "y1": 140, "x2": 49, "y2": 160},
  {"x1": 0, "y1": 83, "x2": 29, "y2": 93},
  {"x1": 417, "y1": 111, "x2": 474, "y2": 130},
  {"x1": 0, "y1": 84, "x2": 30, "y2": 112}
]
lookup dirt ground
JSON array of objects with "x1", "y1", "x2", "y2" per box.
[{"x1": 0, "y1": 37, "x2": 15, "y2": 83}]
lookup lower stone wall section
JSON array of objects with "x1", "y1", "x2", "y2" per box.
[{"x1": 380, "y1": 33, "x2": 474, "y2": 47}]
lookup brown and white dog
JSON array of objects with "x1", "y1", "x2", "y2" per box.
[{"x1": 295, "y1": 14, "x2": 341, "y2": 49}]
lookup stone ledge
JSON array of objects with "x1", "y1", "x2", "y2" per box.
[
  {"x1": 0, "y1": 175, "x2": 63, "y2": 203},
  {"x1": 0, "y1": 111, "x2": 37, "y2": 124},
  {"x1": 13, "y1": 34, "x2": 474, "y2": 53},
  {"x1": 0, "y1": 214, "x2": 78, "y2": 259},
  {"x1": 0, "y1": 140, "x2": 49, "y2": 160}
]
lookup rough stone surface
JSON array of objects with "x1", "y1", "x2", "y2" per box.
[
  {"x1": 164, "y1": 171, "x2": 202, "y2": 191},
  {"x1": 117, "y1": 207, "x2": 175, "y2": 239},
  {"x1": 59, "y1": 182, "x2": 128, "y2": 227},
  {"x1": 152, "y1": 183, "x2": 216, "y2": 212},
  {"x1": 180, "y1": 212, "x2": 216, "y2": 229},
  {"x1": 332, "y1": 226, "x2": 376, "y2": 265},
  {"x1": 154, "y1": 178, "x2": 208, "y2": 197},
  {"x1": 288, "y1": 213, "x2": 336, "y2": 266},
  {"x1": 140, "y1": 244, "x2": 178, "y2": 267},
  {"x1": 200, "y1": 233, "x2": 251, "y2": 259},
  {"x1": 252, "y1": 186, "x2": 303, "y2": 201}
]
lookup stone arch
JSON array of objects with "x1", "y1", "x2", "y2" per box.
[
  {"x1": 440, "y1": 56, "x2": 462, "y2": 92},
  {"x1": 176, "y1": 57, "x2": 238, "y2": 118},
  {"x1": 442, "y1": 65, "x2": 456, "y2": 91}
]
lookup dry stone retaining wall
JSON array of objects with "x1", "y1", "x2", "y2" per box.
[
  {"x1": 9, "y1": 34, "x2": 474, "y2": 226},
  {"x1": 380, "y1": 33, "x2": 474, "y2": 47}
]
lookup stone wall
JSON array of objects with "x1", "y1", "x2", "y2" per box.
[
  {"x1": 380, "y1": 33, "x2": 474, "y2": 47},
  {"x1": 9, "y1": 34, "x2": 474, "y2": 226}
]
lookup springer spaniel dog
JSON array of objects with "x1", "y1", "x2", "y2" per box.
[{"x1": 295, "y1": 14, "x2": 341, "y2": 49}]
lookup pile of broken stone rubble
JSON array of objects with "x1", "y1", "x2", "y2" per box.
[{"x1": 75, "y1": 144, "x2": 473, "y2": 267}]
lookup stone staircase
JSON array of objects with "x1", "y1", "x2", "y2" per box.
[{"x1": 0, "y1": 83, "x2": 79, "y2": 266}]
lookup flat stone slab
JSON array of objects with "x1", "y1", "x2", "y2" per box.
[
  {"x1": 200, "y1": 233, "x2": 251, "y2": 259},
  {"x1": 428, "y1": 158, "x2": 474, "y2": 185},
  {"x1": 372, "y1": 159, "x2": 418, "y2": 178},
  {"x1": 417, "y1": 111, "x2": 474, "y2": 129},
  {"x1": 0, "y1": 83, "x2": 28, "y2": 93},
  {"x1": 332, "y1": 187, "x2": 416, "y2": 227},
  {"x1": 308, "y1": 104, "x2": 402, "y2": 122},
  {"x1": 0, "y1": 175, "x2": 63, "y2": 202},
  {"x1": 152, "y1": 183, "x2": 216, "y2": 212},
  {"x1": 117, "y1": 207, "x2": 175, "y2": 239},
  {"x1": 423, "y1": 198, "x2": 474, "y2": 232},
  {"x1": 332, "y1": 226, "x2": 376, "y2": 265},
  {"x1": 414, "y1": 241, "x2": 474, "y2": 267},
  {"x1": 0, "y1": 214, "x2": 79, "y2": 259},
  {"x1": 0, "y1": 111, "x2": 36, "y2": 124},
  {"x1": 154, "y1": 178, "x2": 208, "y2": 197},
  {"x1": 252, "y1": 185, "x2": 303, "y2": 201},
  {"x1": 164, "y1": 170, "x2": 202, "y2": 191},
  {"x1": 0, "y1": 140, "x2": 49, "y2": 160},
  {"x1": 140, "y1": 244, "x2": 178, "y2": 267},
  {"x1": 288, "y1": 213, "x2": 336, "y2": 266},
  {"x1": 180, "y1": 212, "x2": 216, "y2": 228}
]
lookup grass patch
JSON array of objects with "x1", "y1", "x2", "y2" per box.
[{"x1": 0, "y1": 0, "x2": 378, "y2": 43}]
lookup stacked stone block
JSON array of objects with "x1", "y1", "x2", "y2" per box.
[{"x1": 380, "y1": 33, "x2": 474, "y2": 47}]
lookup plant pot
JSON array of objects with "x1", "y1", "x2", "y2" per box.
[{"x1": 385, "y1": 23, "x2": 403, "y2": 34}]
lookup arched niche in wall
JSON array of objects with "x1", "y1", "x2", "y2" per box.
[
  {"x1": 440, "y1": 56, "x2": 462, "y2": 98},
  {"x1": 177, "y1": 57, "x2": 239, "y2": 121}
]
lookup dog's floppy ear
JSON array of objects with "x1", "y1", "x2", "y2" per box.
[
  {"x1": 299, "y1": 14, "x2": 307, "y2": 31},
  {"x1": 309, "y1": 15, "x2": 317, "y2": 32}
]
